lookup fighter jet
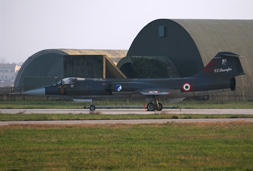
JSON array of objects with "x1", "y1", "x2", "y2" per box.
[{"x1": 22, "y1": 52, "x2": 245, "y2": 111}]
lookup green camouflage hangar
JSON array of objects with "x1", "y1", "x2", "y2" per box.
[{"x1": 15, "y1": 19, "x2": 253, "y2": 100}]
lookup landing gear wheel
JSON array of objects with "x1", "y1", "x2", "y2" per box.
[
  {"x1": 89, "y1": 105, "x2": 96, "y2": 111},
  {"x1": 146, "y1": 96, "x2": 163, "y2": 111},
  {"x1": 147, "y1": 103, "x2": 155, "y2": 111},
  {"x1": 156, "y1": 103, "x2": 163, "y2": 111}
]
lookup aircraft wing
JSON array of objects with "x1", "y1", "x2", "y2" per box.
[{"x1": 138, "y1": 88, "x2": 174, "y2": 96}]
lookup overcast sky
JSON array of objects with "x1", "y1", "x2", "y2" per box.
[{"x1": 1, "y1": 0, "x2": 253, "y2": 63}]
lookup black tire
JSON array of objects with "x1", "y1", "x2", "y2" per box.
[
  {"x1": 89, "y1": 105, "x2": 96, "y2": 111},
  {"x1": 147, "y1": 103, "x2": 155, "y2": 111},
  {"x1": 157, "y1": 103, "x2": 163, "y2": 111}
]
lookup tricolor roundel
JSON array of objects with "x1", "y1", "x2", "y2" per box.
[{"x1": 182, "y1": 82, "x2": 192, "y2": 92}]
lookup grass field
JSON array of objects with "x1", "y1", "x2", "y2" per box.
[
  {"x1": 1, "y1": 100, "x2": 253, "y2": 109},
  {"x1": 1, "y1": 100, "x2": 252, "y2": 170},
  {"x1": 0, "y1": 114, "x2": 253, "y2": 121},
  {"x1": 0, "y1": 122, "x2": 252, "y2": 170}
]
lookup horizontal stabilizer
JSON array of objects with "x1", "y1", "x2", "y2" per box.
[{"x1": 219, "y1": 53, "x2": 240, "y2": 58}]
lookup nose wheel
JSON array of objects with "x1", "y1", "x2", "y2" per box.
[
  {"x1": 80, "y1": 99, "x2": 96, "y2": 111},
  {"x1": 146, "y1": 96, "x2": 163, "y2": 111},
  {"x1": 89, "y1": 105, "x2": 96, "y2": 111}
]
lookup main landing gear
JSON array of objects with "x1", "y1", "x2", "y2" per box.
[{"x1": 146, "y1": 96, "x2": 163, "y2": 111}]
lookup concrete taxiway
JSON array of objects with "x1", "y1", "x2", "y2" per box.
[
  {"x1": 1, "y1": 109, "x2": 252, "y2": 126},
  {"x1": 0, "y1": 108, "x2": 253, "y2": 114}
]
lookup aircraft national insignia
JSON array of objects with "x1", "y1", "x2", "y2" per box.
[
  {"x1": 182, "y1": 82, "x2": 191, "y2": 92},
  {"x1": 115, "y1": 84, "x2": 122, "y2": 91}
]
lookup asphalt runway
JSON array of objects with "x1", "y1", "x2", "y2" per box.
[{"x1": 0, "y1": 108, "x2": 253, "y2": 114}]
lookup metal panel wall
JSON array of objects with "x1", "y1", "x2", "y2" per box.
[{"x1": 64, "y1": 55, "x2": 105, "y2": 78}]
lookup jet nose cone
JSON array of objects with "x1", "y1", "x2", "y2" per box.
[{"x1": 21, "y1": 88, "x2": 45, "y2": 96}]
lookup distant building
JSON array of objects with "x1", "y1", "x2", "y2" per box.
[{"x1": 0, "y1": 64, "x2": 21, "y2": 87}]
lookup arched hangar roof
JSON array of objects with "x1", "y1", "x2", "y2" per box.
[
  {"x1": 119, "y1": 19, "x2": 253, "y2": 99},
  {"x1": 15, "y1": 49, "x2": 127, "y2": 88}
]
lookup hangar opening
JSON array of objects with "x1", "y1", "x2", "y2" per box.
[
  {"x1": 118, "y1": 56, "x2": 179, "y2": 78},
  {"x1": 64, "y1": 55, "x2": 125, "y2": 79}
]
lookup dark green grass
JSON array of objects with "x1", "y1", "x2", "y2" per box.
[
  {"x1": 1, "y1": 100, "x2": 253, "y2": 109},
  {"x1": 0, "y1": 113, "x2": 253, "y2": 121},
  {"x1": 0, "y1": 123, "x2": 252, "y2": 170}
]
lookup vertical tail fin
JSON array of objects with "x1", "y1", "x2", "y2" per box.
[{"x1": 197, "y1": 52, "x2": 245, "y2": 78}]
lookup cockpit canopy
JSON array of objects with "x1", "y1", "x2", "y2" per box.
[{"x1": 53, "y1": 77, "x2": 85, "y2": 86}]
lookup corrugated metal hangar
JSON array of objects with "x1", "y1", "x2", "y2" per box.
[{"x1": 15, "y1": 19, "x2": 253, "y2": 100}]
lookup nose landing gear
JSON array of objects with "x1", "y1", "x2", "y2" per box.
[
  {"x1": 146, "y1": 96, "x2": 163, "y2": 111},
  {"x1": 89, "y1": 105, "x2": 96, "y2": 111},
  {"x1": 77, "y1": 99, "x2": 95, "y2": 111}
]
